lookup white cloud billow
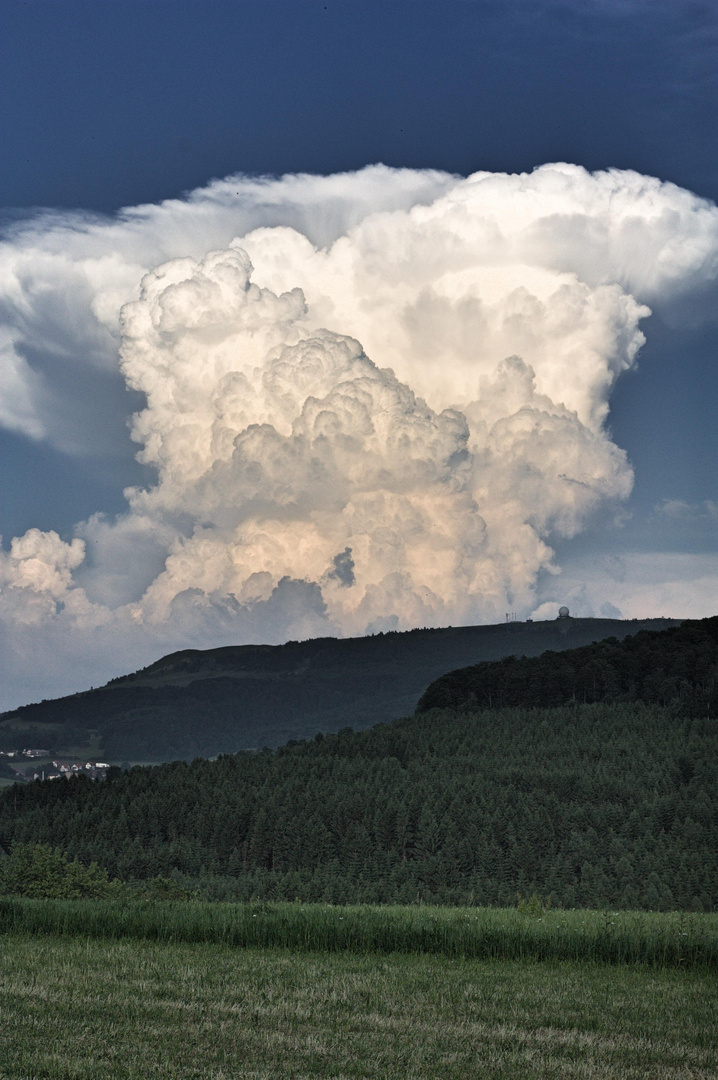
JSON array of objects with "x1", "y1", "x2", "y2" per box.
[{"x1": 1, "y1": 163, "x2": 717, "y2": 706}]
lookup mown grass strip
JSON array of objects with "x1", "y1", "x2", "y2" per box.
[
  {"x1": 0, "y1": 898, "x2": 715, "y2": 967},
  {"x1": 1, "y1": 935, "x2": 716, "y2": 1080}
]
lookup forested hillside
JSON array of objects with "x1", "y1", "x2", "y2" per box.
[
  {"x1": 0, "y1": 616, "x2": 676, "y2": 762},
  {"x1": 1, "y1": 698, "x2": 715, "y2": 911},
  {"x1": 417, "y1": 618, "x2": 718, "y2": 715}
]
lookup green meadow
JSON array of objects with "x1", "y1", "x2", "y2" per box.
[
  {"x1": 1, "y1": 900, "x2": 716, "y2": 1079},
  {"x1": 1, "y1": 934, "x2": 716, "y2": 1080},
  {"x1": 1, "y1": 898, "x2": 716, "y2": 966}
]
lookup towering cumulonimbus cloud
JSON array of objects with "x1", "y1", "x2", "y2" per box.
[
  {"x1": 116, "y1": 241, "x2": 631, "y2": 638},
  {"x1": 1, "y1": 162, "x2": 717, "y2": 706}
]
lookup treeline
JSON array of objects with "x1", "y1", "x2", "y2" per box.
[
  {"x1": 0, "y1": 843, "x2": 195, "y2": 900},
  {"x1": 417, "y1": 618, "x2": 718, "y2": 714},
  {"x1": 1, "y1": 701, "x2": 715, "y2": 911}
]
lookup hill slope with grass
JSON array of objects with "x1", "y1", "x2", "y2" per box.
[{"x1": 0, "y1": 617, "x2": 678, "y2": 763}]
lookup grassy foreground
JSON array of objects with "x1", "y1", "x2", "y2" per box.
[
  {"x1": 1, "y1": 897, "x2": 716, "y2": 967},
  {"x1": 1, "y1": 935, "x2": 716, "y2": 1079}
]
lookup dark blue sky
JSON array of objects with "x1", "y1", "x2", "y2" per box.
[
  {"x1": 1, "y1": 0, "x2": 716, "y2": 556},
  {"x1": 3, "y1": 0, "x2": 718, "y2": 211}
]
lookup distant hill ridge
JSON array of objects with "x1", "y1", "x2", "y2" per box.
[
  {"x1": 0, "y1": 617, "x2": 680, "y2": 762},
  {"x1": 418, "y1": 617, "x2": 718, "y2": 714}
]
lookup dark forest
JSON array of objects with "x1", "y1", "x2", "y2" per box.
[{"x1": 1, "y1": 619, "x2": 715, "y2": 911}]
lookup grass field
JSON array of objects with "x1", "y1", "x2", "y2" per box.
[
  {"x1": 1, "y1": 934, "x2": 716, "y2": 1079},
  {"x1": 1, "y1": 898, "x2": 716, "y2": 968}
]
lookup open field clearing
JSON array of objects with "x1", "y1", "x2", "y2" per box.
[{"x1": 1, "y1": 935, "x2": 716, "y2": 1080}]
